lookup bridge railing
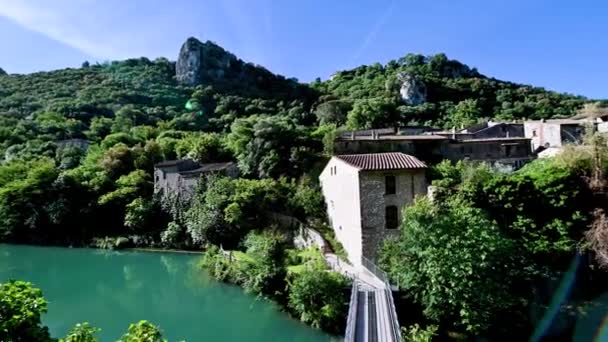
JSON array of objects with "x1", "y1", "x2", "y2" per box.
[
  {"x1": 361, "y1": 256, "x2": 402, "y2": 342},
  {"x1": 344, "y1": 280, "x2": 359, "y2": 342}
]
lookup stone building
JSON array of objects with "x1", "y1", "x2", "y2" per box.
[
  {"x1": 319, "y1": 152, "x2": 428, "y2": 265},
  {"x1": 154, "y1": 159, "x2": 238, "y2": 197},
  {"x1": 335, "y1": 126, "x2": 533, "y2": 169},
  {"x1": 441, "y1": 121, "x2": 524, "y2": 140},
  {"x1": 523, "y1": 119, "x2": 592, "y2": 151}
]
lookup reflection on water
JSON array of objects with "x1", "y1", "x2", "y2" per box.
[{"x1": 0, "y1": 244, "x2": 333, "y2": 342}]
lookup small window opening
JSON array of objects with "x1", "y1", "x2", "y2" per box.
[
  {"x1": 385, "y1": 175, "x2": 396, "y2": 195},
  {"x1": 385, "y1": 206, "x2": 399, "y2": 229}
]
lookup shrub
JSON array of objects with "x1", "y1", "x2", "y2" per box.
[
  {"x1": 61, "y1": 322, "x2": 100, "y2": 342},
  {"x1": 0, "y1": 280, "x2": 52, "y2": 342},
  {"x1": 287, "y1": 268, "x2": 350, "y2": 334}
]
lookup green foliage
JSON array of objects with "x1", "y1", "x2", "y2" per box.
[
  {"x1": 379, "y1": 197, "x2": 525, "y2": 334},
  {"x1": 346, "y1": 97, "x2": 398, "y2": 129},
  {"x1": 61, "y1": 322, "x2": 100, "y2": 342},
  {"x1": 0, "y1": 280, "x2": 52, "y2": 342},
  {"x1": 200, "y1": 231, "x2": 287, "y2": 297},
  {"x1": 478, "y1": 158, "x2": 588, "y2": 261},
  {"x1": 1, "y1": 281, "x2": 179, "y2": 342},
  {"x1": 319, "y1": 53, "x2": 587, "y2": 129},
  {"x1": 287, "y1": 268, "x2": 350, "y2": 334},
  {"x1": 443, "y1": 99, "x2": 482, "y2": 129},
  {"x1": 401, "y1": 324, "x2": 438, "y2": 342},
  {"x1": 226, "y1": 114, "x2": 318, "y2": 178},
  {"x1": 314, "y1": 100, "x2": 351, "y2": 126},
  {"x1": 118, "y1": 321, "x2": 167, "y2": 342}
]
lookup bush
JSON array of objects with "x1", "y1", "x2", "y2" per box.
[
  {"x1": 401, "y1": 324, "x2": 438, "y2": 342},
  {"x1": 287, "y1": 268, "x2": 350, "y2": 334},
  {"x1": 0, "y1": 280, "x2": 53, "y2": 342},
  {"x1": 117, "y1": 321, "x2": 167, "y2": 342},
  {"x1": 61, "y1": 322, "x2": 100, "y2": 342}
]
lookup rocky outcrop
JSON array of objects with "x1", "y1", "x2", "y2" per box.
[
  {"x1": 397, "y1": 72, "x2": 426, "y2": 105},
  {"x1": 175, "y1": 37, "x2": 237, "y2": 86}
]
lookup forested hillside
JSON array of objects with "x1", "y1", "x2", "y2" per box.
[
  {"x1": 313, "y1": 53, "x2": 588, "y2": 129},
  {"x1": 0, "y1": 38, "x2": 594, "y2": 244}
]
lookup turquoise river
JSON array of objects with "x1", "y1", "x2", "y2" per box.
[{"x1": 0, "y1": 244, "x2": 335, "y2": 341}]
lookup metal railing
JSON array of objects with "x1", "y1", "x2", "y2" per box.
[
  {"x1": 361, "y1": 256, "x2": 402, "y2": 342},
  {"x1": 361, "y1": 256, "x2": 389, "y2": 284},
  {"x1": 344, "y1": 281, "x2": 359, "y2": 342}
]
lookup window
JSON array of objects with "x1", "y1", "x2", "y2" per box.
[
  {"x1": 410, "y1": 174, "x2": 415, "y2": 200},
  {"x1": 505, "y1": 145, "x2": 512, "y2": 157},
  {"x1": 532, "y1": 130, "x2": 537, "y2": 137},
  {"x1": 385, "y1": 175, "x2": 396, "y2": 195},
  {"x1": 385, "y1": 206, "x2": 399, "y2": 229}
]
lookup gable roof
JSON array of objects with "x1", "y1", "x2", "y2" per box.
[{"x1": 335, "y1": 152, "x2": 427, "y2": 171}]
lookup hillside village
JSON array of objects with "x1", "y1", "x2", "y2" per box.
[{"x1": 155, "y1": 113, "x2": 608, "y2": 263}]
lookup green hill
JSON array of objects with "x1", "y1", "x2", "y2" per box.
[{"x1": 0, "y1": 37, "x2": 594, "y2": 244}]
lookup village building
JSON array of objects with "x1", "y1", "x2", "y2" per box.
[
  {"x1": 523, "y1": 119, "x2": 595, "y2": 151},
  {"x1": 154, "y1": 159, "x2": 238, "y2": 197},
  {"x1": 335, "y1": 125, "x2": 533, "y2": 169},
  {"x1": 319, "y1": 152, "x2": 428, "y2": 265}
]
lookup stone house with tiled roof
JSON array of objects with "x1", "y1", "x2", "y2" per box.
[{"x1": 319, "y1": 152, "x2": 428, "y2": 265}]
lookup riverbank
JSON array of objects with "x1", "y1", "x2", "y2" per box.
[{"x1": 128, "y1": 247, "x2": 203, "y2": 254}]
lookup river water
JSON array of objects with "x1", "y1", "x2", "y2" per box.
[{"x1": 0, "y1": 244, "x2": 334, "y2": 341}]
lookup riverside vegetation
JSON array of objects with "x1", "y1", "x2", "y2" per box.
[{"x1": 0, "y1": 37, "x2": 606, "y2": 339}]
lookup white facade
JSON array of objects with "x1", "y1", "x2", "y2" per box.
[
  {"x1": 319, "y1": 155, "x2": 427, "y2": 265},
  {"x1": 319, "y1": 157, "x2": 363, "y2": 265},
  {"x1": 524, "y1": 121, "x2": 562, "y2": 151}
]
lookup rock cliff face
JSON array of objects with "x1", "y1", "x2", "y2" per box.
[
  {"x1": 176, "y1": 37, "x2": 237, "y2": 86},
  {"x1": 397, "y1": 72, "x2": 426, "y2": 105}
]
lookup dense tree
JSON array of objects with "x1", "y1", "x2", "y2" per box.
[
  {"x1": 226, "y1": 114, "x2": 318, "y2": 178},
  {"x1": 379, "y1": 197, "x2": 526, "y2": 335}
]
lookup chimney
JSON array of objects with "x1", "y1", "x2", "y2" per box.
[
  {"x1": 351, "y1": 131, "x2": 355, "y2": 140},
  {"x1": 452, "y1": 127, "x2": 456, "y2": 140}
]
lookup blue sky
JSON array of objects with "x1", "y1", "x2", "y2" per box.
[{"x1": 0, "y1": 0, "x2": 606, "y2": 98}]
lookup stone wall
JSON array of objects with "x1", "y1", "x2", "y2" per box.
[
  {"x1": 443, "y1": 139, "x2": 532, "y2": 163},
  {"x1": 359, "y1": 169, "x2": 427, "y2": 261}
]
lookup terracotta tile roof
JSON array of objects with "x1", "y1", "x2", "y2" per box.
[{"x1": 335, "y1": 152, "x2": 427, "y2": 170}]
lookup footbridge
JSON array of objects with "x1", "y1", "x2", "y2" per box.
[{"x1": 326, "y1": 256, "x2": 402, "y2": 342}]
